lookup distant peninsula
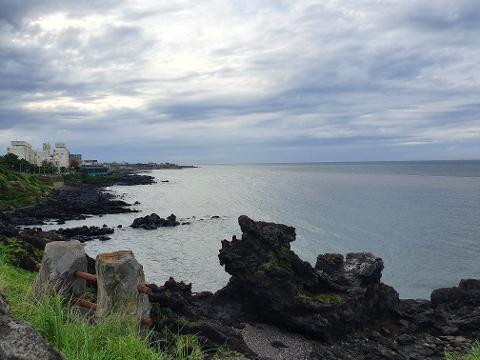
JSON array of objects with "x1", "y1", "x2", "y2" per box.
[{"x1": 105, "y1": 162, "x2": 197, "y2": 172}]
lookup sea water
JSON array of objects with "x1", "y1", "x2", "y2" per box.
[{"x1": 42, "y1": 161, "x2": 480, "y2": 299}]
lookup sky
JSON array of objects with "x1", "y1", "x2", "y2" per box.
[{"x1": 0, "y1": 0, "x2": 479, "y2": 164}]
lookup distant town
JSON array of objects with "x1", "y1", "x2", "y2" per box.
[{"x1": 4, "y1": 140, "x2": 196, "y2": 176}]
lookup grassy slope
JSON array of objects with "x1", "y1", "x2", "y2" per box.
[
  {"x1": 0, "y1": 251, "x2": 208, "y2": 360},
  {"x1": 0, "y1": 165, "x2": 53, "y2": 209}
]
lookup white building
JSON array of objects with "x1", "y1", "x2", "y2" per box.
[
  {"x1": 6, "y1": 141, "x2": 37, "y2": 164},
  {"x1": 6, "y1": 141, "x2": 71, "y2": 169},
  {"x1": 52, "y1": 143, "x2": 70, "y2": 169}
]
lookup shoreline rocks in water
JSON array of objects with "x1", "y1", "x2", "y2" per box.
[
  {"x1": 0, "y1": 173, "x2": 156, "y2": 272},
  {"x1": 0, "y1": 184, "x2": 133, "y2": 226},
  {"x1": 148, "y1": 215, "x2": 480, "y2": 359},
  {"x1": 56, "y1": 226, "x2": 114, "y2": 242},
  {"x1": 130, "y1": 213, "x2": 179, "y2": 230},
  {"x1": 97, "y1": 173, "x2": 156, "y2": 186},
  {"x1": 0, "y1": 173, "x2": 155, "y2": 226}
]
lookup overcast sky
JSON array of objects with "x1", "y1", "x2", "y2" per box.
[{"x1": 1, "y1": 0, "x2": 479, "y2": 163}]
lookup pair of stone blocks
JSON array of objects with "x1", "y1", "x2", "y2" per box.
[{"x1": 34, "y1": 241, "x2": 150, "y2": 321}]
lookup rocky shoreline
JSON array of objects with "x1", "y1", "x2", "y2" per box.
[
  {"x1": 0, "y1": 173, "x2": 155, "y2": 271},
  {"x1": 1, "y1": 175, "x2": 479, "y2": 359},
  {"x1": 0, "y1": 173, "x2": 155, "y2": 226},
  {"x1": 148, "y1": 216, "x2": 479, "y2": 360}
]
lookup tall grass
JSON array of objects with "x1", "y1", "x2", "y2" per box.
[
  {"x1": 0, "y1": 253, "x2": 205, "y2": 360},
  {"x1": 446, "y1": 343, "x2": 480, "y2": 360}
]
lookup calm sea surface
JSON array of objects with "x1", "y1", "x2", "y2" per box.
[{"x1": 42, "y1": 161, "x2": 480, "y2": 299}]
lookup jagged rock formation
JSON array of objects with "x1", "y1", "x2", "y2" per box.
[
  {"x1": 149, "y1": 216, "x2": 479, "y2": 359},
  {"x1": 0, "y1": 294, "x2": 65, "y2": 360},
  {"x1": 218, "y1": 215, "x2": 399, "y2": 341},
  {"x1": 131, "y1": 213, "x2": 179, "y2": 230}
]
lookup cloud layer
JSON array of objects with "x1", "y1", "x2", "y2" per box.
[{"x1": 1, "y1": 0, "x2": 479, "y2": 163}]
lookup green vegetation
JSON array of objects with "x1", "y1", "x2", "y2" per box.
[
  {"x1": 258, "y1": 251, "x2": 295, "y2": 275},
  {"x1": 0, "y1": 153, "x2": 57, "y2": 174},
  {"x1": 0, "y1": 239, "x2": 43, "y2": 269},
  {"x1": 0, "y1": 162, "x2": 52, "y2": 209},
  {"x1": 0, "y1": 249, "x2": 207, "y2": 360},
  {"x1": 296, "y1": 290, "x2": 346, "y2": 304},
  {"x1": 446, "y1": 343, "x2": 480, "y2": 360}
]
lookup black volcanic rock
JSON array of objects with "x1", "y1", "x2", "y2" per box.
[
  {"x1": 0, "y1": 184, "x2": 136, "y2": 226},
  {"x1": 56, "y1": 226, "x2": 114, "y2": 242},
  {"x1": 130, "y1": 213, "x2": 180, "y2": 230},
  {"x1": 100, "y1": 174, "x2": 156, "y2": 186},
  {"x1": 218, "y1": 215, "x2": 399, "y2": 341},
  {"x1": 148, "y1": 216, "x2": 480, "y2": 359},
  {"x1": 431, "y1": 279, "x2": 480, "y2": 308}
]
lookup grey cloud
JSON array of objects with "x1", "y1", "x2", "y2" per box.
[
  {"x1": 0, "y1": 0, "x2": 479, "y2": 162},
  {"x1": 400, "y1": 0, "x2": 480, "y2": 31},
  {"x1": 0, "y1": 0, "x2": 123, "y2": 27}
]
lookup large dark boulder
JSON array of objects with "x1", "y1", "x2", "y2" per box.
[
  {"x1": 217, "y1": 215, "x2": 399, "y2": 341},
  {"x1": 131, "y1": 213, "x2": 179, "y2": 230},
  {"x1": 431, "y1": 279, "x2": 480, "y2": 308}
]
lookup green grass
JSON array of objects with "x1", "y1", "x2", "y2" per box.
[
  {"x1": 0, "y1": 165, "x2": 52, "y2": 209},
  {"x1": 0, "y1": 251, "x2": 206, "y2": 360},
  {"x1": 0, "y1": 239, "x2": 43, "y2": 269},
  {"x1": 295, "y1": 289, "x2": 346, "y2": 304},
  {"x1": 446, "y1": 343, "x2": 480, "y2": 360},
  {"x1": 258, "y1": 251, "x2": 295, "y2": 275}
]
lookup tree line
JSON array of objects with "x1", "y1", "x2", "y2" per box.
[{"x1": 0, "y1": 153, "x2": 64, "y2": 174}]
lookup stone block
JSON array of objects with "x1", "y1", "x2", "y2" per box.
[
  {"x1": 95, "y1": 250, "x2": 150, "y2": 320},
  {"x1": 34, "y1": 240, "x2": 87, "y2": 298}
]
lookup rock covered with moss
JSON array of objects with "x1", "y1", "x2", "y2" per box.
[
  {"x1": 148, "y1": 216, "x2": 480, "y2": 359},
  {"x1": 218, "y1": 215, "x2": 399, "y2": 341}
]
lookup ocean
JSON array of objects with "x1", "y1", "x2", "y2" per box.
[{"x1": 42, "y1": 161, "x2": 480, "y2": 299}]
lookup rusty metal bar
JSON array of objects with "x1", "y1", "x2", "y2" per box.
[
  {"x1": 142, "y1": 317, "x2": 153, "y2": 326},
  {"x1": 75, "y1": 298, "x2": 97, "y2": 310},
  {"x1": 137, "y1": 283, "x2": 151, "y2": 294},
  {"x1": 74, "y1": 271, "x2": 97, "y2": 283}
]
